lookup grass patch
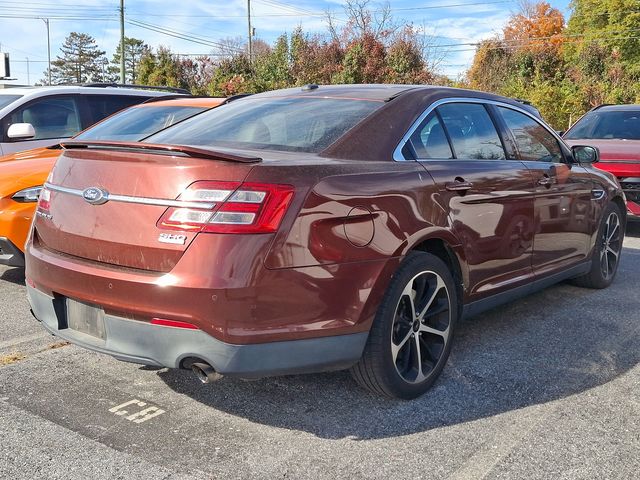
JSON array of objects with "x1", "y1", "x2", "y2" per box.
[
  {"x1": 0, "y1": 353, "x2": 26, "y2": 366},
  {"x1": 46, "y1": 341, "x2": 70, "y2": 350}
]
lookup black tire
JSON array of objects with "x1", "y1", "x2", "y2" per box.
[
  {"x1": 351, "y1": 251, "x2": 459, "y2": 399},
  {"x1": 571, "y1": 202, "x2": 624, "y2": 289}
]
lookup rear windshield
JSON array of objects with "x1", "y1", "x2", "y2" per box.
[
  {"x1": 76, "y1": 105, "x2": 207, "y2": 142},
  {"x1": 565, "y1": 110, "x2": 640, "y2": 140},
  {"x1": 144, "y1": 96, "x2": 382, "y2": 153},
  {"x1": 0, "y1": 94, "x2": 22, "y2": 110}
]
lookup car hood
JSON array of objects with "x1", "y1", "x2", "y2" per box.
[
  {"x1": 0, "y1": 155, "x2": 58, "y2": 198},
  {"x1": 0, "y1": 146, "x2": 59, "y2": 164},
  {"x1": 563, "y1": 139, "x2": 640, "y2": 162}
]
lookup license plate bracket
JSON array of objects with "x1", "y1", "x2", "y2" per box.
[{"x1": 66, "y1": 299, "x2": 106, "y2": 340}]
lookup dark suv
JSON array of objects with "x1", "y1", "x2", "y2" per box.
[{"x1": 25, "y1": 85, "x2": 625, "y2": 399}]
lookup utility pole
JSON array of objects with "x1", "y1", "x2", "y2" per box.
[
  {"x1": 42, "y1": 19, "x2": 51, "y2": 85},
  {"x1": 26, "y1": 57, "x2": 30, "y2": 85},
  {"x1": 247, "y1": 0, "x2": 252, "y2": 62},
  {"x1": 119, "y1": 0, "x2": 125, "y2": 83}
]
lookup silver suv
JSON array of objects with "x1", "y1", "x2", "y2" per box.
[{"x1": 0, "y1": 84, "x2": 186, "y2": 155}]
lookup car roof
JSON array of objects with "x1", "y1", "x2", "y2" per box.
[
  {"x1": 593, "y1": 104, "x2": 640, "y2": 112},
  {"x1": 250, "y1": 84, "x2": 531, "y2": 105},
  {"x1": 0, "y1": 86, "x2": 167, "y2": 98},
  {"x1": 136, "y1": 97, "x2": 226, "y2": 108},
  {"x1": 252, "y1": 84, "x2": 419, "y2": 101}
]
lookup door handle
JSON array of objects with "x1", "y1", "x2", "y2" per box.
[
  {"x1": 537, "y1": 174, "x2": 555, "y2": 187},
  {"x1": 445, "y1": 180, "x2": 474, "y2": 192}
]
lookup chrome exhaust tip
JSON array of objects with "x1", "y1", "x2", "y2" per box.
[{"x1": 191, "y1": 362, "x2": 222, "y2": 384}]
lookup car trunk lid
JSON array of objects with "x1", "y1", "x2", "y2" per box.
[{"x1": 34, "y1": 142, "x2": 259, "y2": 272}]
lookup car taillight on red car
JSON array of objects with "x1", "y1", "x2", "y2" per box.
[{"x1": 158, "y1": 181, "x2": 294, "y2": 234}]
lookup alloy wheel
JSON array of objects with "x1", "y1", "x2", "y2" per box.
[
  {"x1": 600, "y1": 211, "x2": 622, "y2": 280},
  {"x1": 391, "y1": 270, "x2": 451, "y2": 384}
]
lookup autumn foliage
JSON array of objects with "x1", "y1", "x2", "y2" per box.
[{"x1": 466, "y1": 0, "x2": 640, "y2": 129}]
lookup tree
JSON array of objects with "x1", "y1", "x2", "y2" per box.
[
  {"x1": 43, "y1": 32, "x2": 108, "y2": 84},
  {"x1": 110, "y1": 37, "x2": 149, "y2": 83},
  {"x1": 137, "y1": 46, "x2": 182, "y2": 88}
]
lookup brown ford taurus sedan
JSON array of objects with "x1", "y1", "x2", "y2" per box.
[{"x1": 24, "y1": 85, "x2": 626, "y2": 399}]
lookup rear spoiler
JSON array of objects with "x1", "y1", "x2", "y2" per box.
[{"x1": 59, "y1": 141, "x2": 262, "y2": 163}]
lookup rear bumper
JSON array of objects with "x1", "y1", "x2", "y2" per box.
[
  {"x1": 27, "y1": 285, "x2": 368, "y2": 377},
  {"x1": 0, "y1": 236, "x2": 24, "y2": 267}
]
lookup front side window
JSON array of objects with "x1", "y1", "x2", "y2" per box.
[
  {"x1": 498, "y1": 107, "x2": 563, "y2": 162},
  {"x1": 437, "y1": 103, "x2": 506, "y2": 160},
  {"x1": 76, "y1": 105, "x2": 207, "y2": 142},
  {"x1": 408, "y1": 112, "x2": 453, "y2": 159},
  {"x1": 9, "y1": 96, "x2": 81, "y2": 140},
  {"x1": 146, "y1": 97, "x2": 383, "y2": 154}
]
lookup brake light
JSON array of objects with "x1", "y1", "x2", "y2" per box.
[
  {"x1": 37, "y1": 188, "x2": 51, "y2": 213},
  {"x1": 158, "y1": 181, "x2": 294, "y2": 234}
]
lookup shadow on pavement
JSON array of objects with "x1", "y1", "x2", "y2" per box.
[
  {"x1": 626, "y1": 221, "x2": 640, "y2": 238},
  {"x1": 159, "y1": 245, "x2": 640, "y2": 440},
  {"x1": 0, "y1": 266, "x2": 25, "y2": 286}
]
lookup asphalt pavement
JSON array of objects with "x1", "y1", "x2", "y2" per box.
[{"x1": 1, "y1": 225, "x2": 639, "y2": 479}]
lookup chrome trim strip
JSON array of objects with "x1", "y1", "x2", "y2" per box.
[
  {"x1": 44, "y1": 182, "x2": 215, "y2": 209},
  {"x1": 393, "y1": 97, "x2": 563, "y2": 162}
]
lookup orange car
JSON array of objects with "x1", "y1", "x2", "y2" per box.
[{"x1": 0, "y1": 96, "x2": 225, "y2": 267}]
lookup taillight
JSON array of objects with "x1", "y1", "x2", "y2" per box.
[
  {"x1": 158, "y1": 181, "x2": 294, "y2": 234},
  {"x1": 37, "y1": 188, "x2": 51, "y2": 213}
]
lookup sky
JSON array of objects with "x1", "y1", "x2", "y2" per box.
[{"x1": 0, "y1": 0, "x2": 572, "y2": 86}]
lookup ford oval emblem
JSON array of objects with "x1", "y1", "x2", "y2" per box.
[{"x1": 82, "y1": 187, "x2": 109, "y2": 205}]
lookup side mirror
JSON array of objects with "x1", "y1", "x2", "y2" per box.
[
  {"x1": 571, "y1": 145, "x2": 599, "y2": 164},
  {"x1": 7, "y1": 123, "x2": 36, "y2": 140}
]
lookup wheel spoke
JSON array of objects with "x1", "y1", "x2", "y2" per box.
[
  {"x1": 607, "y1": 247, "x2": 619, "y2": 259},
  {"x1": 607, "y1": 219, "x2": 619, "y2": 242},
  {"x1": 413, "y1": 334, "x2": 425, "y2": 382},
  {"x1": 419, "y1": 323, "x2": 448, "y2": 339},
  {"x1": 391, "y1": 329, "x2": 413, "y2": 363},
  {"x1": 417, "y1": 276, "x2": 445, "y2": 321},
  {"x1": 401, "y1": 283, "x2": 417, "y2": 320}
]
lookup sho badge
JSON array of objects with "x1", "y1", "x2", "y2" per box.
[{"x1": 158, "y1": 233, "x2": 187, "y2": 245}]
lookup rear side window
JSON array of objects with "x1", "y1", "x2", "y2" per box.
[
  {"x1": 76, "y1": 105, "x2": 206, "y2": 142},
  {"x1": 9, "y1": 96, "x2": 81, "y2": 140},
  {"x1": 408, "y1": 112, "x2": 453, "y2": 159},
  {"x1": 146, "y1": 97, "x2": 382, "y2": 153},
  {"x1": 437, "y1": 103, "x2": 506, "y2": 160},
  {"x1": 0, "y1": 94, "x2": 22, "y2": 110},
  {"x1": 85, "y1": 95, "x2": 149, "y2": 125},
  {"x1": 498, "y1": 107, "x2": 563, "y2": 162}
]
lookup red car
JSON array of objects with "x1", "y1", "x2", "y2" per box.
[
  {"x1": 25, "y1": 85, "x2": 625, "y2": 399},
  {"x1": 564, "y1": 104, "x2": 640, "y2": 218}
]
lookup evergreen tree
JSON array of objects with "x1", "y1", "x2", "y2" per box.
[
  {"x1": 42, "y1": 32, "x2": 108, "y2": 84},
  {"x1": 110, "y1": 37, "x2": 149, "y2": 83}
]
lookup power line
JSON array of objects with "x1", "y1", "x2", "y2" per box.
[{"x1": 126, "y1": 19, "x2": 245, "y2": 52}]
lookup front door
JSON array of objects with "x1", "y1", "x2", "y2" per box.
[{"x1": 494, "y1": 106, "x2": 593, "y2": 276}]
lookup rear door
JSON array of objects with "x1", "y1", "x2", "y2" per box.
[
  {"x1": 494, "y1": 106, "x2": 593, "y2": 275},
  {"x1": 406, "y1": 101, "x2": 536, "y2": 299}
]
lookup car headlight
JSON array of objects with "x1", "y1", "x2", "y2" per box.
[{"x1": 12, "y1": 186, "x2": 43, "y2": 202}]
